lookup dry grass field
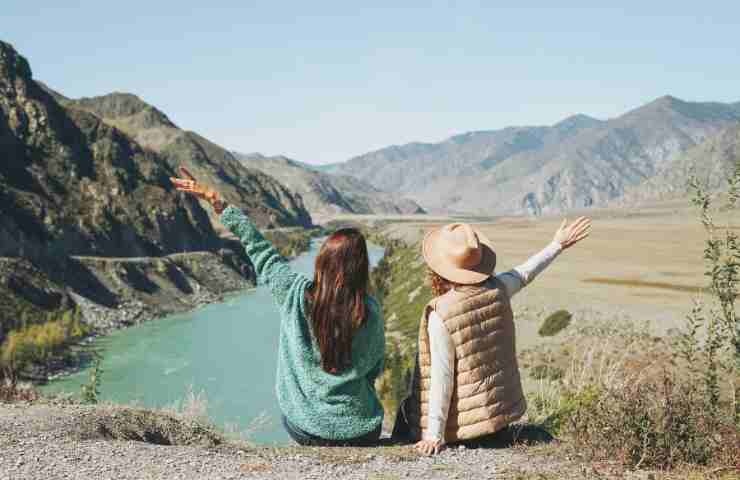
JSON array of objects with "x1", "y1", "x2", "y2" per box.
[{"x1": 374, "y1": 200, "x2": 733, "y2": 340}]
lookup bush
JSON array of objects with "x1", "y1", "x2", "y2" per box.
[
  {"x1": 538, "y1": 310, "x2": 572, "y2": 336},
  {"x1": 0, "y1": 308, "x2": 88, "y2": 377},
  {"x1": 526, "y1": 330, "x2": 739, "y2": 469}
]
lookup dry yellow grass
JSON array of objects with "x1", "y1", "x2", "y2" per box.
[{"x1": 377, "y1": 201, "x2": 732, "y2": 335}]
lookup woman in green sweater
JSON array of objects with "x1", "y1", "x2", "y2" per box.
[{"x1": 171, "y1": 167, "x2": 385, "y2": 446}]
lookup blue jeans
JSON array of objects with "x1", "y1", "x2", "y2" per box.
[{"x1": 281, "y1": 415, "x2": 381, "y2": 447}]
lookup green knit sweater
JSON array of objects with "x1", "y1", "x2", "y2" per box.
[{"x1": 220, "y1": 206, "x2": 385, "y2": 440}]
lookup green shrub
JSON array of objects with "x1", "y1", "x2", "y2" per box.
[
  {"x1": 561, "y1": 371, "x2": 735, "y2": 468},
  {"x1": 538, "y1": 310, "x2": 572, "y2": 336}
]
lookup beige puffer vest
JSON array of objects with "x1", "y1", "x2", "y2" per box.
[{"x1": 405, "y1": 278, "x2": 526, "y2": 442}]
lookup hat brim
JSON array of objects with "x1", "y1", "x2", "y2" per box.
[{"x1": 422, "y1": 226, "x2": 497, "y2": 285}]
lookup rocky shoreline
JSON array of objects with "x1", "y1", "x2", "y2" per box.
[
  {"x1": 2, "y1": 225, "x2": 329, "y2": 385},
  {"x1": 15, "y1": 250, "x2": 255, "y2": 384}
]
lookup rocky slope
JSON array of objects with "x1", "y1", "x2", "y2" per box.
[
  {"x1": 0, "y1": 42, "x2": 222, "y2": 262},
  {"x1": 618, "y1": 123, "x2": 740, "y2": 204},
  {"x1": 63, "y1": 93, "x2": 312, "y2": 229},
  {"x1": 328, "y1": 97, "x2": 740, "y2": 215},
  {"x1": 236, "y1": 153, "x2": 424, "y2": 221}
]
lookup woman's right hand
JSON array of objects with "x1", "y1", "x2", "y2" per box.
[
  {"x1": 170, "y1": 167, "x2": 228, "y2": 214},
  {"x1": 553, "y1": 217, "x2": 591, "y2": 249}
]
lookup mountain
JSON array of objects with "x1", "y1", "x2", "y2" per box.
[
  {"x1": 62, "y1": 93, "x2": 312, "y2": 229},
  {"x1": 619, "y1": 123, "x2": 740, "y2": 204},
  {"x1": 0, "y1": 40, "x2": 311, "y2": 338},
  {"x1": 0, "y1": 41, "x2": 222, "y2": 260},
  {"x1": 329, "y1": 97, "x2": 740, "y2": 215},
  {"x1": 236, "y1": 153, "x2": 425, "y2": 220}
]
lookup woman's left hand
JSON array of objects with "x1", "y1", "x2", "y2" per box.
[
  {"x1": 414, "y1": 438, "x2": 444, "y2": 455},
  {"x1": 553, "y1": 216, "x2": 592, "y2": 249}
]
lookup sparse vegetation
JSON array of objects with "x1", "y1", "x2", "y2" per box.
[{"x1": 524, "y1": 163, "x2": 740, "y2": 470}]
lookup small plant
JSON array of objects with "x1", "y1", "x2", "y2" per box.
[
  {"x1": 81, "y1": 353, "x2": 103, "y2": 404},
  {"x1": 529, "y1": 364, "x2": 564, "y2": 381},
  {"x1": 538, "y1": 310, "x2": 572, "y2": 337}
]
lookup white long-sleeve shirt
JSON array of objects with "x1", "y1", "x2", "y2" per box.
[{"x1": 424, "y1": 240, "x2": 563, "y2": 442}]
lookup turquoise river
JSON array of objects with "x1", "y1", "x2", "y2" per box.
[{"x1": 43, "y1": 239, "x2": 385, "y2": 445}]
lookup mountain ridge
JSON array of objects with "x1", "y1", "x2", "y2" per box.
[
  {"x1": 64, "y1": 91, "x2": 313, "y2": 228},
  {"x1": 328, "y1": 95, "x2": 740, "y2": 214},
  {"x1": 235, "y1": 152, "x2": 425, "y2": 220}
]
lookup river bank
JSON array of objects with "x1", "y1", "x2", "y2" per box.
[
  {"x1": 39, "y1": 237, "x2": 385, "y2": 444},
  {"x1": 0, "y1": 227, "x2": 322, "y2": 384}
]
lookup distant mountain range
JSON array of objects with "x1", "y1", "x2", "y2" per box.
[
  {"x1": 235, "y1": 153, "x2": 424, "y2": 221},
  {"x1": 326, "y1": 97, "x2": 740, "y2": 215}
]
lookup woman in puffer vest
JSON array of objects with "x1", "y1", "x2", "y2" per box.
[{"x1": 394, "y1": 218, "x2": 591, "y2": 454}]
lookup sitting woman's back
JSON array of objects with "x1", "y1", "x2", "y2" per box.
[{"x1": 171, "y1": 167, "x2": 384, "y2": 446}]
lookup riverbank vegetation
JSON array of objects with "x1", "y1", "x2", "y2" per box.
[{"x1": 0, "y1": 307, "x2": 88, "y2": 401}]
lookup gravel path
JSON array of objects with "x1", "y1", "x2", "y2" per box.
[{"x1": 0, "y1": 402, "x2": 650, "y2": 479}]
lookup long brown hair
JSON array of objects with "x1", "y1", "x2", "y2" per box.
[{"x1": 308, "y1": 228, "x2": 369, "y2": 374}]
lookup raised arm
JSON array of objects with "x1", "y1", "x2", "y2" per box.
[
  {"x1": 170, "y1": 167, "x2": 305, "y2": 311},
  {"x1": 496, "y1": 217, "x2": 591, "y2": 298}
]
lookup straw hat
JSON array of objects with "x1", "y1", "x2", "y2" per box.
[{"x1": 422, "y1": 223, "x2": 496, "y2": 284}]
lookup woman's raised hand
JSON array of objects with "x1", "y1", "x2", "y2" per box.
[
  {"x1": 553, "y1": 216, "x2": 591, "y2": 249},
  {"x1": 169, "y1": 167, "x2": 227, "y2": 214}
]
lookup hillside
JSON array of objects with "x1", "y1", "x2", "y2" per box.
[
  {"x1": 236, "y1": 153, "x2": 424, "y2": 220},
  {"x1": 0, "y1": 40, "x2": 266, "y2": 343},
  {"x1": 329, "y1": 97, "x2": 740, "y2": 215},
  {"x1": 63, "y1": 93, "x2": 312, "y2": 229}
]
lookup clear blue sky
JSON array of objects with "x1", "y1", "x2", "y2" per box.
[{"x1": 4, "y1": 2, "x2": 739, "y2": 164}]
